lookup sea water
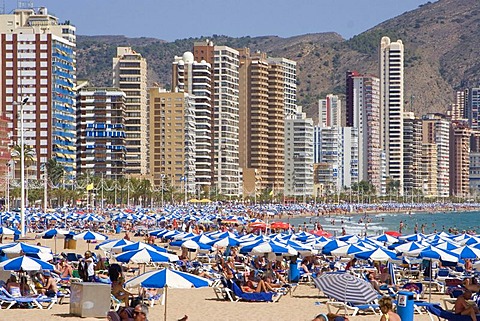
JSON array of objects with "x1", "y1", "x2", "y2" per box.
[{"x1": 287, "y1": 210, "x2": 480, "y2": 237}]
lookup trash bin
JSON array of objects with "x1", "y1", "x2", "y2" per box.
[
  {"x1": 289, "y1": 257, "x2": 300, "y2": 282},
  {"x1": 70, "y1": 282, "x2": 110, "y2": 317},
  {"x1": 397, "y1": 291, "x2": 414, "y2": 321}
]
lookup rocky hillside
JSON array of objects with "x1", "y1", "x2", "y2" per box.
[{"x1": 76, "y1": 0, "x2": 480, "y2": 118}]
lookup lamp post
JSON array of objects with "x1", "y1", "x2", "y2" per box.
[
  {"x1": 19, "y1": 97, "x2": 28, "y2": 237},
  {"x1": 160, "y1": 174, "x2": 165, "y2": 208}
]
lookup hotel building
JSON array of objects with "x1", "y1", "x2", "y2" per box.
[
  {"x1": 112, "y1": 47, "x2": 148, "y2": 176},
  {"x1": 380, "y1": 37, "x2": 404, "y2": 194},
  {"x1": 0, "y1": 7, "x2": 77, "y2": 180},
  {"x1": 76, "y1": 88, "x2": 126, "y2": 179},
  {"x1": 450, "y1": 121, "x2": 471, "y2": 197}
]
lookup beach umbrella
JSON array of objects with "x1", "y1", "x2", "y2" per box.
[
  {"x1": 124, "y1": 268, "x2": 212, "y2": 321},
  {"x1": 451, "y1": 245, "x2": 480, "y2": 259},
  {"x1": 0, "y1": 242, "x2": 51, "y2": 255},
  {"x1": 0, "y1": 226, "x2": 16, "y2": 235},
  {"x1": 330, "y1": 244, "x2": 369, "y2": 257},
  {"x1": 96, "y1": 239, "x2": 134, "y2": 251},
  {"x1": 208, "y1": 236, "x2": 241, "y2": 248},
  {"x1": 73, "y1": 230, "x2": 108, "y2": 250},
  {"x1": 369, "y1": 233, "x2": 398, "y2": 245},
  {"x1": 270, "y1": 222, "x2": 291, "y2": 230},
  {"x1": 39, "y1": 228, "x2": 71, "y2": 254},
  {"x1": 0, "y1": 255, "x2": 55, "y2": 271},
  {"x1": 390, "y1": 241, "x2": 425, "y2": 254},
  {"x1": 320, "y1": 240, "x2": 349, "y2": 255},
  {"x1": 387, "y1": 262, "x2": 397, "y2": 286},
  {"x1": 112, "y1": 242, "x2": 168, "y2": 254},
  {"x1": 354, "y1": 248, "x2": 398, "y2": 261},
  {"x1": 115, "y1": 248, "x2": 179, "y2": 264},
  {"x1": 315, "y1": 272, "x2": 378, "y2": 307}
]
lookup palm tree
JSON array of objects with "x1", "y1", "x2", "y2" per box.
[{"x1": 46, "y1": 158, "x2": 65, "y2": 187}]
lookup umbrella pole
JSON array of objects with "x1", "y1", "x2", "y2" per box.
[
  {"x1": 164, "y1": 286, "x2": 168, "y2": 321},
  {"x1": 429, "y1": 259, "x2": 432, "y2": 303}
]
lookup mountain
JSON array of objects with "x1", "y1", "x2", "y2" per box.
[{"x1": 76, "y1": 0, "x2": 480, "y2": 118}]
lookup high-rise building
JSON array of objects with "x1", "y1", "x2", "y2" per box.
[
  {"x1": 267, "y1": 57, "x2": 297, "y2": 120},
  {"x1": 172, "y1": 52, "x2": 212, "y2": 194},
  {"x1": 285, "y1": 107, "x2": 314, "y2": 198},
  {"x1": 422, "y1": 113, "x2": 450, "y2": 198},
  {"x1": 347, "y1": 72, "x2": 382, "y2": 195},
  {"x1": 421, "y1": 143, "x2": 438, "y2": 197},
  {"x1": 380, "y1": 37, "x2": 404, "y2": 194},
  {"x1": 449, "y1": 121, "x2": 471, "y2": 198},
  {"x1": 149, "y1": 89, "x2": 196, "y2": 195},
  {"x1": 0, "y1": 7, "x2": 76, "y2": 179},
  {"x1": 112, "y1": 47, "x2": 148, "y2": 176},
  {"x1": 318, "y1": 94, "x2": 341, "y2": 128},
  {"x1": 193, "y1": 41, "x2": 240, "y2": 196},
  {"x1": 466, "y1": 88, "x2": 480, "y2": 130},
  {"x1": 403, "y1": 112, "x2": 423, "y2": 195},
  {"x1": 448, "y1": 90, "x2": 467, "y2": 121},
  {"x1": 469, "y1": 130, "x2": 480, "y2": 195},
  {"x1": 76, "y1": 88, "x2": 126, "y2": 179},
  {"x1": 237, "y1": 48, "x2": 285, "y2": 197}
]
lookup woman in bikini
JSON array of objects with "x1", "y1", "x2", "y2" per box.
[{"x1": 379, "y1": 296, "x2": 401, "y2": 321}]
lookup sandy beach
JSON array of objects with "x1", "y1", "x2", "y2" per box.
[{"x1": 0, "y1": 233, "x2": 442, "y2": 321}]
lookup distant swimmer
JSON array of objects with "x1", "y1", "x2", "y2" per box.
[{"x1": 399, "y1": 221, "x2": 404, "y2": 233}]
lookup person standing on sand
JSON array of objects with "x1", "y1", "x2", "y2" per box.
[{"x1": 379, "y1": 296, "x2": 401, "y2": 321}]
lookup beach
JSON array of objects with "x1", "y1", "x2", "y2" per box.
[{"x1": 0, "y1": 233, "x2": 441, "y2": 321}]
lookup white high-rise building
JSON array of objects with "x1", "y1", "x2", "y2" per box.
[
  {"x1": 112, "y1": 47, "x2": 148, "y2": 176},
  {"x1": 285, "y1": 107, "x2": 314, "y2": 198},
  {"x1": 268, "y1": 57, "x2": 297, "y2": 120},
  {"x1": 172, "y1": 52, "x2": 212, "y2": 193},
  {"x1": 318, "y1": 94, "x2": 341, "y2": 127},
  {"x1": 380, "y1": 36, "x2": 404, "y2": 194}
]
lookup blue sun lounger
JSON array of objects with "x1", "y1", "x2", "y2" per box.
[
  {"x1": 426, "y1": 303, "x2": 480, "y2": 321},
  {"x1": 228, "y1": 280, "x2": 282, "y2": 302}
]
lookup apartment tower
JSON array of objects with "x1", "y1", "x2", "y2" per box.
[
  {"x1": 193, "y1": 41, "x2": 240, "y2": 197},
  {"x1": 267, "y1": 57, "x2": 297, "y2": 120},
  {"x1": 238, "y1": 48, "x2": 285, "y2": 197},
  {"x1": 346, "y1": 72, "x2": 382, "y2": 195},
  {"x1": 76, "y1": 88, "x2": 126, "y2": 179},
  {"x1": 149, "y1": 89, "x2": 196, "y2": 194},
  {"x1": 112, "y1": 47, "x2": 148, "y2": 176},
  {"x1": 0, "y1": 7, "x2": 76, "y2": 179},
  {"x1": 449, "y1": 121, "x2": 471, "y2": 197},
  {"x1": 318, "y1": 94, "x2": 341, "y2": 128},
  {"x1": 380, "y1": 37, "x2": 404, "y2": 194},
  {"x1": 422, "y1": 113, "x2": 450, "y2": 198},
  {"x1": 403, "y1": 112, "x2": 423, "y2": 195},
  {"x1": 172, "y1": 52, "x2": 212, "y2": 194}
]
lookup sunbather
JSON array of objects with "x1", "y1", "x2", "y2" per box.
[
  {"x1": 312, "y1": 313, "x2": 349, "y2": 321},
  {"x1": 112, "y1": 277, "x2": 134, "y2": 306},
  {"x1": 455, "y1": 289, "x2": 479, "y2": 321},
  {"x1": 6, "y1": 275, "x2": 21, "y2": 297},
  {"x1": 379, "y1": 296, "x2": 401, "y2": 321}
]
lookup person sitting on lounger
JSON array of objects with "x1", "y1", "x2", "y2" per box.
[
  {"x1": 312, "y1": 313, "x2": 349, "y2": 321},
  {"x1": 455, "y1": 289, "x2": 479, "y2": 321},
  {"x1": 379, "y1": 296, "x2": 401, "y2": 321},
  {"x1": 6, "y1": 275, "x2": 22, "y2": 297},
  {"x1": 112, "y1": 277, "x2": 134, "y2": 306},
  {"x1": 463, "y1": 278, "x2": 480, "y2": 293}
]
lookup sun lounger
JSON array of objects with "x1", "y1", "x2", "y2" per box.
[
  {"x1": 326, "y1": 300, "x2": 379, "y2": 316},
  {"x1": 0, "y1": 287, "x2": 55, "y2": 309},
  {"x1": 212, "y1": 278, "x2": 237, "y2": 302},
  {"x1": 426, "y1": 303, "x2": 480, "y2": 321},
  {"x1": 229, "y1": 280, "x2": 282, "y2": 302}
]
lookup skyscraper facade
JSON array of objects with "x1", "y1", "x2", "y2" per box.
[
  {"x1": 267, "y1": 57, "x2": 297, "y2": 120},
  {"x1": 0, "y1": 7, "x2": 76, "y2": 179},
  {"x1": 466, "y1": 88, "x2": 480, "y2": 130},
  {"x1": 347, "y1": 73, "x2": 382, "y2": 195},
  {"x1": 380, "y1": 37, "x2": 404, "y2": 194},
  {"x1": 149, "y1": 89, "x2": 196, "y2": 194},
  {"x1": 318, "y1": 94, "x2": 341, "y2": 128},
  {"x1": 285, "y1": 107, "x2": 314, "y2": 197},
  {"x1": 449, "y1": 121, "x2": 471, "y2": 198},
  {"x1": 76, "y1": 88, "x2": 126, "y2": 179},
  {"x1": 238, "y1": 48, "x2": 285, "y2": 195},
  {"x1": 193, "y1": 41, "x2": 240, "y2": 196},
  {"x1": 112, "y1": 47, "x2": 148, "y2": 176},
  {"x1": 403, "y1": 112, "x2": 423, "y2": 195},
  {"x1": 172, "y1": 52, "x2": 212, "y2": 194}
]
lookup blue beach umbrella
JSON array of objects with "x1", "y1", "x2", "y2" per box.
[
  {"x1": 73, "y1": 230, "x2": 108, "y2": 250},
  {"x1": 113, "y1": 242, "x2": 168, "y2": 254},
  {"x1": 321, "y1": 240, "x2": 349, "y2": 255},
  {"x1": 124, "y1": 268, "x2": 212, "y2": 321},
  {"x1": 354, "y1": 248, "x2": 398, "y2": 261},
  {"x1": 115, "y1": 248, "x2": 179, "y2": 264},
  {"x1": 0, "y1": 255, "x2": 55, "y2": 271},
  {"x1": 331, "y1": 244, "x2": 369, "y2": 257},
  {"x1": 451, "y1": 245, "x2": 480, "y2": 259},
  {"x1": 0, "y1": 226, "x2": 17, "y2": 235},
  {"x1": 95, "y1": 239, "x2": 134, "y2": 251}
]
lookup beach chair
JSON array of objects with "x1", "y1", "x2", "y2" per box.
[
  {"x1": 212, "y1": 278, "x2": 237, "y2": 302},
  {"x1": 0, "y1": 287, "x2": 55, "y2": 309},
  {"x1": 326, "y1": 300, "x2": 379, "y2": 316},
  {"x1": 229, "y1": 280, "x2": 282, "y2": 303},
  {"x1": 402, "y1": 282, "x2": 424, "y2": 300},
  {"x1": 426, "y1": 303, "x2": 479, "y2": 321},
  {"x1": 111, "y1": 294, "x2": 122, "y2": 311}
]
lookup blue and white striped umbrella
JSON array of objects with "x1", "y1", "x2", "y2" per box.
[
  {"x1": 0, "y1": 226, "x2": 17, "y2": 235},
  {"x1": 355, "y1": 247, "x2": 398, "y2": 261},
  {"x1": 73, "y1": 230, "x2": 108, "y2": 241},
  {"x1": 330, "y1": 244, "x2": 369, "y2": 257},
  {"x1": 96, "y1": 239, "x2": 134, "y2": 251},
  {"x1": 112, "y1": 242, "x2": 168, "y2": 254},
  {"x1": 115, "y1": 248, "x2": 179, "y2": 264},
  {"x1": 39, "y1": 228, "x2": 71, "y2": 239},
  {"x1": 315, "y1": 272, "x2": 378, "y2": 304},
  {"x1": 451, "y1": 245, "x2": 480, "y2": 259},
  {"x1": 0, "y1": 242, "x2": 51, "y2": 255},
  {"x1": 0, "y1": 256, "x2": 55, "y2": 271},
  {"x1": 124, "y1": 267, "x2": 212, "y2": 321}
]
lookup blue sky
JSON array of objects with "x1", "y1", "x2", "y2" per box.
[{"x1": 9, "y1": 0, "x2": 435, "y2": 41}]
